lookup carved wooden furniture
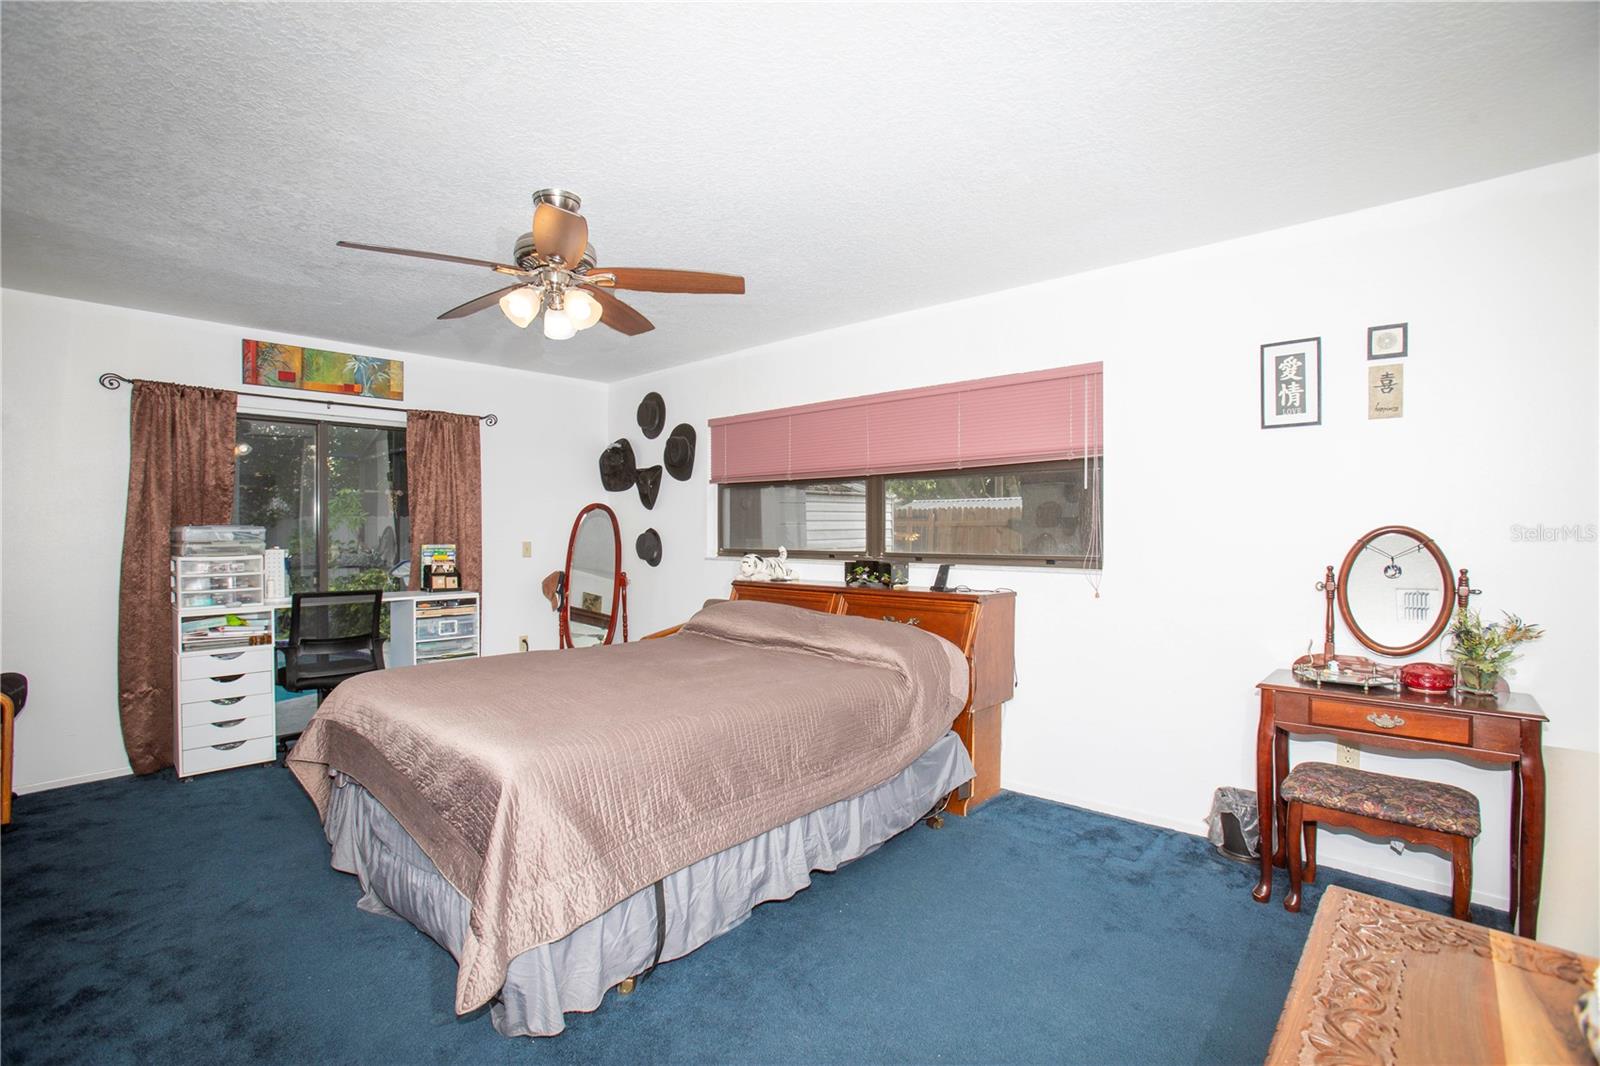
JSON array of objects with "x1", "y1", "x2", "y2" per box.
[
  {"x1": 729, "y1": 580, "x2": 1015, "y2": 814},
  {"x1": 1255, "y1": 670, "x2": 1548, "y2": 937},
  {"x1": 1266, "y1": 886, "x2": 1597, "y2": 1065},
  {"x1": 1280, "y1": 762, "x2": 1482, "y2": 919}
]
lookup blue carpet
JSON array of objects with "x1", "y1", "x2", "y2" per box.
[{"x1": 1, "y1": 769, "x2": 1507, "y2": 1065}]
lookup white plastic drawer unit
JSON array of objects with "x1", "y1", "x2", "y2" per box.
[
  {"x1": 180, "y1": 647, "x2": 273, "y2": 680},
  {"x1": 416, "y1": 615, "x2": 477, "y2": 640},
  {"x1": 416, "y1": 636, "x2": 478, "y2": 662}
]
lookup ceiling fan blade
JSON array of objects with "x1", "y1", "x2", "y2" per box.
[
  {"x1": 531, "y1": 203, "x2": 589, "y2": 267},
  {"x1": 589, "y1": 267, "x2": 745, "y2": 295},
  {"x1": 438, "y1": 284, "x2": 525, "y2": 320},
  {"x1": 585, "y1": 286, "x2": 655, "y2": 335},
  {"x1": 337, "y1": 241, "x2": 522, "y2": 274}
]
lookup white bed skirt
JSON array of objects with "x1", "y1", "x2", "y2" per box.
[{"x1": 322, "y1": 730, "x2": 974, "y2": 1037}]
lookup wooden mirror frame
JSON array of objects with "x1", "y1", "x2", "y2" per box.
[
  {"x1": 559, "y1": 502, "x2": 625, "y2": 649},
  {"x1": 1332, "y1": 525, "x2": 1456, "y2": 658}
]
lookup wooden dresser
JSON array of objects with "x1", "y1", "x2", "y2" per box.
[{"x1": 729, "y1": 580, "x2": 1015, "y2": 814}]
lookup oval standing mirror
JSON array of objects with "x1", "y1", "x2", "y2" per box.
[
  {"x1": 560, "y1": 503, "x2": 624, "y2": 648},
  {"x1": 1336, "y1": 525, "x2": 1455, "y2": 657}
]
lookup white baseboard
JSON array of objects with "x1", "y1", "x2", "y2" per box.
[
  {"x1": 15, "y1": 766, "x2": 133, "y2": 794},
  {"x1": 1001, "y1": 776, "x2": 1511, "y2": 911}
]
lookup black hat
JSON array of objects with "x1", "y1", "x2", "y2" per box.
[
  {"x1": 599, "y1": 439, "x2": 637, "y2": 492},
  {"x1": 635, "y1": 528, "x2": 662, "y2": 567},
  {"x1": 664, "y1": 423, "x2": 697, "y2": 481},
  {"x1": 636, "y1": 465, "x2": 662, "y2": 509},
  {"x1": 636, "y1": 392, "x2": 666, "y2": 439}
]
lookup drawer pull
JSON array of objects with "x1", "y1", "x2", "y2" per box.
[
  {"x1": 211, "y1": 718, "x2": 246, "y2": 729},
  {"x1": 210, "y1": 740, "x2": 246, "y2": 751},
  {"x1": 210, "y1": 674, "x2": 244, "y2": 683},
  {"x1": 209, "y1": 652, "x2": 245, "y2": 661},
  {"x1": 1365, "y1": 713, "x2": 1406, "y2": 730},
  {"x1": 210, "y1": 697, "x2": 244, "y2": 706}
]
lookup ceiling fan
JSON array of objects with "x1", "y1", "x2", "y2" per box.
[{"x1": 337, "y1": 189, "x2": 744, "y2": 340}]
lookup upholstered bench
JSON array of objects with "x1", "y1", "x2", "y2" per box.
[{"x1": 1279, "y1": 761, "x2": 1481, "y2": 919}]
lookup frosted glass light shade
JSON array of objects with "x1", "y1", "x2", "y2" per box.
[
  {"x1": 565, "y1": 288, "x2": 602, "y2": 330},
  {"x1": 499, "y1": 287, "x2": 540, "y2": 328},
  {"x1": 542, "y1": 306, "x2": 576, "y2": 340}
]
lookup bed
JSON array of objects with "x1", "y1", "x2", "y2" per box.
[{"x1": 288, "y1": 598, "x2": 975, "y2": 1036}]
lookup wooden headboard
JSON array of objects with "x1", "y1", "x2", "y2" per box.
[{"x1": 719, "y1": 580, "x2": 1015, "y2": 815}]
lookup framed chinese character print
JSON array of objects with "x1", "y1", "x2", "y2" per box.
[{"x1": 1260, "y1": 337, "x2": 1321, "y2": 429}]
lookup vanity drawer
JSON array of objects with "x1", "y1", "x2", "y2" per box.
[
  {"x1": 839, "y1": 592, "x2": 977, "y2": 651},
  {"x1": 179, "y1": 670, "x2": 273, "y2": 703},
  {"x1": 180, "y1": 713, "x2": 274, "y2": 752},
  {"x1": 178, "y1": 734, "x2": 276, "y2": 777},
  {"x1": 1309, "y1": 698, "x2": 1471, "y2": 745},
  {"x1": 181, "y1": 647, "x2": 273, "y2": 680},
  {"x1": 180, "y1": 691, "x2": 275, "y2": 728}
]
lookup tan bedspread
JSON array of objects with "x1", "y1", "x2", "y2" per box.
[{"x1": 288, "y1": 599, "x2": 969, "y2": 1013}]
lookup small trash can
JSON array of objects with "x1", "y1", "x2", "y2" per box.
[{"x1": 1206, "y1": 786, "x2": 1260, "y2": 863}]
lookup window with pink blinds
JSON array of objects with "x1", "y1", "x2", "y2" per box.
[{"x1": 709, "y1": 363, "x2": 1103, "y2": 483}]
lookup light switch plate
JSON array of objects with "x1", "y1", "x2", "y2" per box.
[{"x1": 521, "y1": 541, "x2": 532, "y2": 558}]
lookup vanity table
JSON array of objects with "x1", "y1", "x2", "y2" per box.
[
  {"x1": 1254, "y1": 671, "x2": 1547, "y2": 938},
  {"x1": 1252, "y1": 526, "x2": 1549, "y2": 938}
]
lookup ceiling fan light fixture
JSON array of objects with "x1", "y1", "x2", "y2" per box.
[
  {"x1": 566, "y1": 288, "x2": 602, "y2": 330},
  {"x1": 498, "y1": 286, "x2": 540, "y2": 328}
]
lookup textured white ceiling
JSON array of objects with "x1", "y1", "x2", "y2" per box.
[{"x1": 3, "y1": 3, "x2": 1596, "y2": 382}]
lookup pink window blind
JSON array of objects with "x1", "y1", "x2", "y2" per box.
[{"x1": 710, "y1": 363, "x2": 1103, "y2": 484}]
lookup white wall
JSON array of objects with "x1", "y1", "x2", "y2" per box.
[
  {"x1": 603, "y1": 157, "x2": 1599, "y2": 931},
  {"x1": 0, "y1": 289, "x2": 607, "y2": 792}
]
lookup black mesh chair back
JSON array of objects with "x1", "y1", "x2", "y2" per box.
[{"x1": 280, "y1": 591, "x2": 385, "y2": 695}]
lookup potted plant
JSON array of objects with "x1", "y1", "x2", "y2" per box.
[{"x1": 1447, "y1": 608, "x2": 1543, "y2": 696}]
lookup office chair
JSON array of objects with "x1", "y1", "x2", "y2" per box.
[{"x1": 277, "y1": 590, "x2": 384, "y2": 751}]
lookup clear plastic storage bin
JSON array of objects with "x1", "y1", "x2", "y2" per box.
[{"x1": 170, "y1": 525, "x2": 267, "y2": 557}]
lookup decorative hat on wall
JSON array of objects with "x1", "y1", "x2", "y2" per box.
[
  {"x1": 664, "y1": 423, "x2": 697, "y2": 481},
  {"x1": 599, "y1": 439, "x2": 637, "y2": 492},
  {"x1": 636, "y1": 528, "x2": 662, "y2": 567},
  {"x1": 637, "y1": 392, "x2": 666, "y2": 439},
  {"x1": 636, "y1": 465, "x2": 663, "y2": 509}
]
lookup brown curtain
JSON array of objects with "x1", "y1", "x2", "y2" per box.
[
  {"x1": 406, "y1": 410, "x2": 483, "y2": 593},
  {"x1": 118, "y1": 380, "x2": 237, "y2": 774}
]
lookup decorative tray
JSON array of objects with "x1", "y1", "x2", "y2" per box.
[{"x1": 1291, "y1": 654, "x2": 1401, "y2": 691}]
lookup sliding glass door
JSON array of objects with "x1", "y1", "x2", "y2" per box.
[{"x1": 234, "y1": 416, "x2": 409, "y2": 594}]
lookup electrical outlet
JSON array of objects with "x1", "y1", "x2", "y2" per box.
[
  {"x1": 1336, "y1": 742, "x2": 1359, "y2": 768},
  {"x1": 521, "y1": 541, "x2": 532, "y2": 558},
  {"x1": 518, "y1": 635, "x2": 529, "y2": 652}
]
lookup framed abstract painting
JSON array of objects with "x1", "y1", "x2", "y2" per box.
[
  {"x1": 242, "y1": 339, "x2": 404, "y2": 401},
  {"x1": 1259, "y1": 337, "x2": 1321, "y2": 429}
]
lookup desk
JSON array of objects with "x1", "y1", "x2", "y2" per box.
[
  {"x1": 266, "y1": 590, "x2": 481, "y2": 667},
  {"x1": 1266, "y1": 886, "x2": 1595, "y2": 1064},
  {"x1": 1253, "y1": 670, "x2": 1548, "y2": 938}
]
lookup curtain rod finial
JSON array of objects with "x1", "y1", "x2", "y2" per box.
[
  {"x1": 99, "y1": 373, "x2": 130, "y2": 391},
  {"x1": 483, "y1": 413, "x2": 498, "y2": 426}
]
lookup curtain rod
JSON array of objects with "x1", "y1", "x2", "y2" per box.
[{"x1": 97, "y1": 373, "x2": 497, "y2": 425}]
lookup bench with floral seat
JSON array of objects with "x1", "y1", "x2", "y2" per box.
[{"x1": 1279, "y1": 760, "x2": 1481, "y2": 919}]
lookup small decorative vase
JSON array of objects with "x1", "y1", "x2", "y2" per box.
[{"x1": 1455, "y1": 662, "x2": 1501, "y2": 696}]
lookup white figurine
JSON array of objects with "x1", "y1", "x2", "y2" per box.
[{"x1": 738, "y1": 546, "x2": 795, "y2": 582}]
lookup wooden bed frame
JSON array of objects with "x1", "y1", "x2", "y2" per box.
[{"x1": 647, "y1": 581, "x2": 1015, "y2": 814}]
